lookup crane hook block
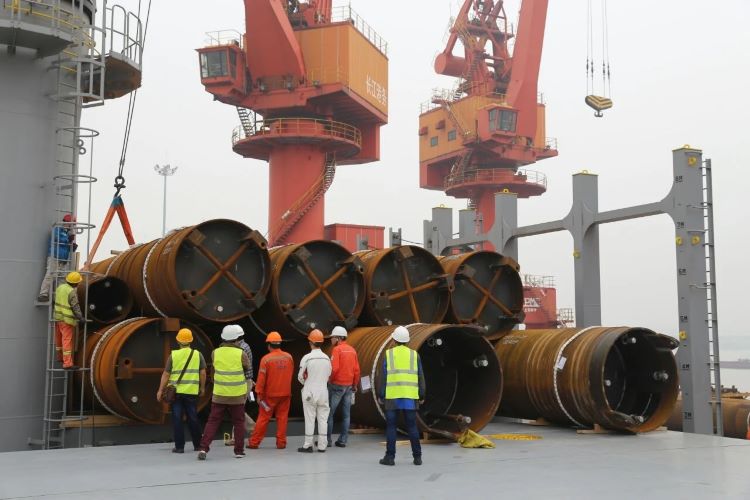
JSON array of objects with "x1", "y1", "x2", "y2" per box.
[{"x1": 585, "y1": 95, "x2": 613, "y2": 117}]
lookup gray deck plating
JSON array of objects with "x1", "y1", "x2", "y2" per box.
[{"x1": 1, "y1": 420, "x2": 748, "y2": 500}]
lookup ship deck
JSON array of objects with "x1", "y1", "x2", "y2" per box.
[{"x1": 1, "y1": 419, "x2": 748, "y2": 499}]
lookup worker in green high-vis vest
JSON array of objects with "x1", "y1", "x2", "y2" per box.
[
  {"x1": 197, "y1": 325, "x2": 251, "y2": 461},
  {"x1": 156, "y1": 328, "x2": 207, "y2": 454},
  {"x1": 53, "y1": 271, "x2": 85, "y2": 369},
  {"x1": 378, "y1": 326, "x2": 426, "y2": 467}
]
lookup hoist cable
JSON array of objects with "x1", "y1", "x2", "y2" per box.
[
  {"x1": 115, "y1": 0, "x2": 153, "y2": 182},
  {"x1": 603, "y1": 0, "x2": 611, "y2": 98},
  {"x1": 602, "y1": 0, "x2": 607, "y2": 94}
]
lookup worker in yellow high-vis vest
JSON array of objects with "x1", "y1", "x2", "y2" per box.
[
  {"x1": 197, "y1": 324, "x2": 251, "y2": 460},
  {"x1": 378, "y1": 326, "x2": 425, "y2": 467},
  {"x1": 53, "y1": 272, "x2": 85, "y2": 369},
  {"x1": 156, "y1": 328, "x2": 207, "y2": 454}
]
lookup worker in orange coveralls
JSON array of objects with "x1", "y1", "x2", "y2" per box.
[{"x1": 248, "y1": 331, "x2": 294, "y2": 449}]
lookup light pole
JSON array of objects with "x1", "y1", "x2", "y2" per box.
[{"x1": 154, "y1": 164, "x2": 178, "y2": 236}]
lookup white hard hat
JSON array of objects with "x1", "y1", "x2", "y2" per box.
[
  {"x1": 221, "y1": 324, "x2": 244, "y2": 341},
  {"x1": 391, "y1": 326, "x2": 410, "y2": 343},
  {"x1": 331, "y1": 326, "x2": 348, "y2": 338}
]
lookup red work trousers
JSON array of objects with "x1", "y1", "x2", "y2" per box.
[
  {"x1": 249, "y1": 396, "x2": 290, "y2": 448},
  {"x1": 199, "y1": 402, "x2": 245, "y2": 455},
  {"x1": 55, "y1": 322, "x2": 75, "y2": 368}
]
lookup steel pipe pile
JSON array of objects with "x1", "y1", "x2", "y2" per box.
[
  {"x1": 495, "y1": 327, "x2": 679, "y2": 433},
  {"x1": 76, "y1": 318, "x2": 213, "y2": 424},
  {"x1": 440, "y1": 251, "x2": 524, "y2": 338},
  {"x1": 253, "y1": 241, "x2": 366, "y2": 340},
  {"x1": 356, "y1": 246, "x2": 453, "y2": 326},
  {"x1": 79, "y1": 276, "x2": 133, "y2": 325},
  {"x1": 90, "y1": 219, "x2": 271, "y2": 323},
  {"x1": 347, "y1": 324, "x2": 502, "y2": 437},
  {"x1": 667, "y1": 397, "x2": 750, "y2": 439}
]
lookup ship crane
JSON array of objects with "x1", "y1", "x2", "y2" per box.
[
  {"x1": 197, "y1": 0, "x2": 388, "y2": 246},
  {"x1": 419, "y1": 0, "x2": 557, "y2": 248}
]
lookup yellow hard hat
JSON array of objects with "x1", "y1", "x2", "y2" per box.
[
  {"x1": 176, "y1": 328, "x2": 193, "y2": 344},
  {"x1": 66, "y1": 271, "x2": 83, "y2": 285}
]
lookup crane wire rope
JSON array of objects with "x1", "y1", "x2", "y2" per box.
[
  {"x1": 602, "y1": 0, "x2": 611, "y2": 98},
  {"x1": 115, "y1": 0, "x2": 153, "y2": 189},
  {"x1": 586, "y1": 0, "x2": 594, "y2": 96},
  {"x1": 586, "y1": 0, "x2": 611, "y2": 99}
]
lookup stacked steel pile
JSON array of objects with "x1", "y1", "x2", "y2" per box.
[
  {"x1": 78, "y1": 219, "x2": 679, "y2": 437},
  {"x1": 77, "y1": 219, "x2": 272, "y2": 423}
]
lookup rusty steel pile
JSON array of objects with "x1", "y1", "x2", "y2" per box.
[
  {"x1": 495, "y1": 327, "x2": 680, "y2": 433},
  {"x1": 667, "y1": 396, "x2": 750, "y2": 439},
  {"x1": 73, "y1": 222, "x2": 679, "y2": 438}
]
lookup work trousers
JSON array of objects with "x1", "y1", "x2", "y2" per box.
[
  {"x1": 385, "y1": 409, "x2": 422, "y2": 459},
  {"x1": 199, "y1": 402, "x2": 245, "y2": 455},
  {"x1": 55, "y1": 322, "x2": 75, "y2": 367},
  {"x1": 171, "y1": 394, "x2": 202, "y2": 452},
  {"x1": 38, "y1": 257, "x2": 65, "y2": 299},
  {"x1": 302, "y1": 392, "x2": 330, "y2": 451},
  {"x1": 249, "y1": 396, "x2": 290, "y2": 448},
  {"x1": 327, "y1": 384, "x2": 352, "y2": 446}
]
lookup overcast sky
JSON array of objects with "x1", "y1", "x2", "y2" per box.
[{"x1": 82, "y1": 0, "x2": 750, "y2": 341}]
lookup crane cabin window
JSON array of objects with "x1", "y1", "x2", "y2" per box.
[
  {"x1": 448, "y1": 129, "x2": 457, "y2": 141},
  {"x1": 489, "y1": 108, "x2": 518, "y2": 133},
  {"x1": 430, "y1": 136, "x2": 439, "y2": 147},
  {"x1": 200, "y1": 51, "x2": 229, "y2": 78}
]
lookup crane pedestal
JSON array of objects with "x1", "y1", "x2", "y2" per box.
[{"x1": 232, "y1": 117, "x2": 362, "y2": 244}]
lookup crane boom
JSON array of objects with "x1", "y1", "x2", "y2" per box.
[{"x1": 244, "y1": 0, "x2": 306, "y2": 80}]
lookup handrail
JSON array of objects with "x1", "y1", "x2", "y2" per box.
[
  {"x1": 2, "y1": 0, "x2": 85, "y2": 33},
  {"x1": 444, "y1": 167, "x2": 548, "y2": 190},
  {"x1": 204, "y1": 29, "x2": 243, "y2": 49},
  {"x1": 232, "y1": 117, "x2": 362, "y2": 147},
  {"x1": 421, "y1": 88, "x2": 508, "y2": 113},
  {"x1": 523, "y1": 274, "x2": 555, "y2": 288},
  {"x1": 106, "y1": 5, "x2": 143, "y2": 67},
  {"x1": 331, "y1": 5, "x2": 387, "y2": 55}
]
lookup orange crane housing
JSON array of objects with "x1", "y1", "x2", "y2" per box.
[
  {"x1": 197, "y1": 0, "x2": 388, "y2": 245},
  {"x1": 419, "y1": 0, "x2": 557, "y2": 244}
]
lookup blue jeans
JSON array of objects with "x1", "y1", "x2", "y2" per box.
[
  {"x1": 171, "y1": 394, "x2": 202, "y2": 451},
  {"x1": 385, "y1": 409, "x2": 421, "y2": 459},
  {"x1": 327, "y1": 384, "x2": 352, "y2": 445}
]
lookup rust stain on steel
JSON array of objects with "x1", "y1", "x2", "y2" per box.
[
  {"x1": 90, "y1": 219, "x2": 271, "y2": 322},
  {"x1": 495, "y1": 327, "x2": 679, "y2": 433},
  {"x1": 667, "y1": 397, "x2": 750, "y2": 439},
  {"x1": 441, "y1": 251, "x2": 524, "y2": 338},
  {"x1": 356, "y1": 246, "x2": 453, "y2": 326},
  {"x1": 78, "y1": 275, "x2": 133, "y2": 325},
  {"x1": 76, "y1": 318, "x2": 213, "y2": 424},
  {"x1": 347, "y1": 324, "x2": 502, "y2": 438},
  {"x1": 252, "y1": 240, "x2": 366, "y2": 340}
]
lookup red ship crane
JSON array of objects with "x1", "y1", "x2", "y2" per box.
[
  {"x1": 197, "y1": 1, "x2": 388, "y2": 245},
  {"x1": 419, "y1": 0, "x2": 557, "y2": 246}
]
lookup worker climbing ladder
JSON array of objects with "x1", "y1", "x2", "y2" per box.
[
  {"x1": 36, "y1": 0, "x2": 147, "y2": 449},
  {"x1": 37, "y1": 0, "x2": 108, "y2": 449}
]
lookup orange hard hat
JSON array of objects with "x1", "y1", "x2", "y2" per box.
[
  {"x1": 308, "y1": 329, "x2": 324, "y2": 343},
  {"x1": 266, "y1": 331, "x2": 282, "y2": 344}
]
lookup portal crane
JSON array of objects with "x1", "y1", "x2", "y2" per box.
[
  {"x1": 419, "y1": 0, "x2": 557, "y2": 247},
  {"x1": 197, "y1": 1, "x2": 388, "y2": 245}
]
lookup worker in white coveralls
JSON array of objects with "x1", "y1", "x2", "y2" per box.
[{"x1": 297, "y1": 329, "x2": 332, "y2": 453}]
